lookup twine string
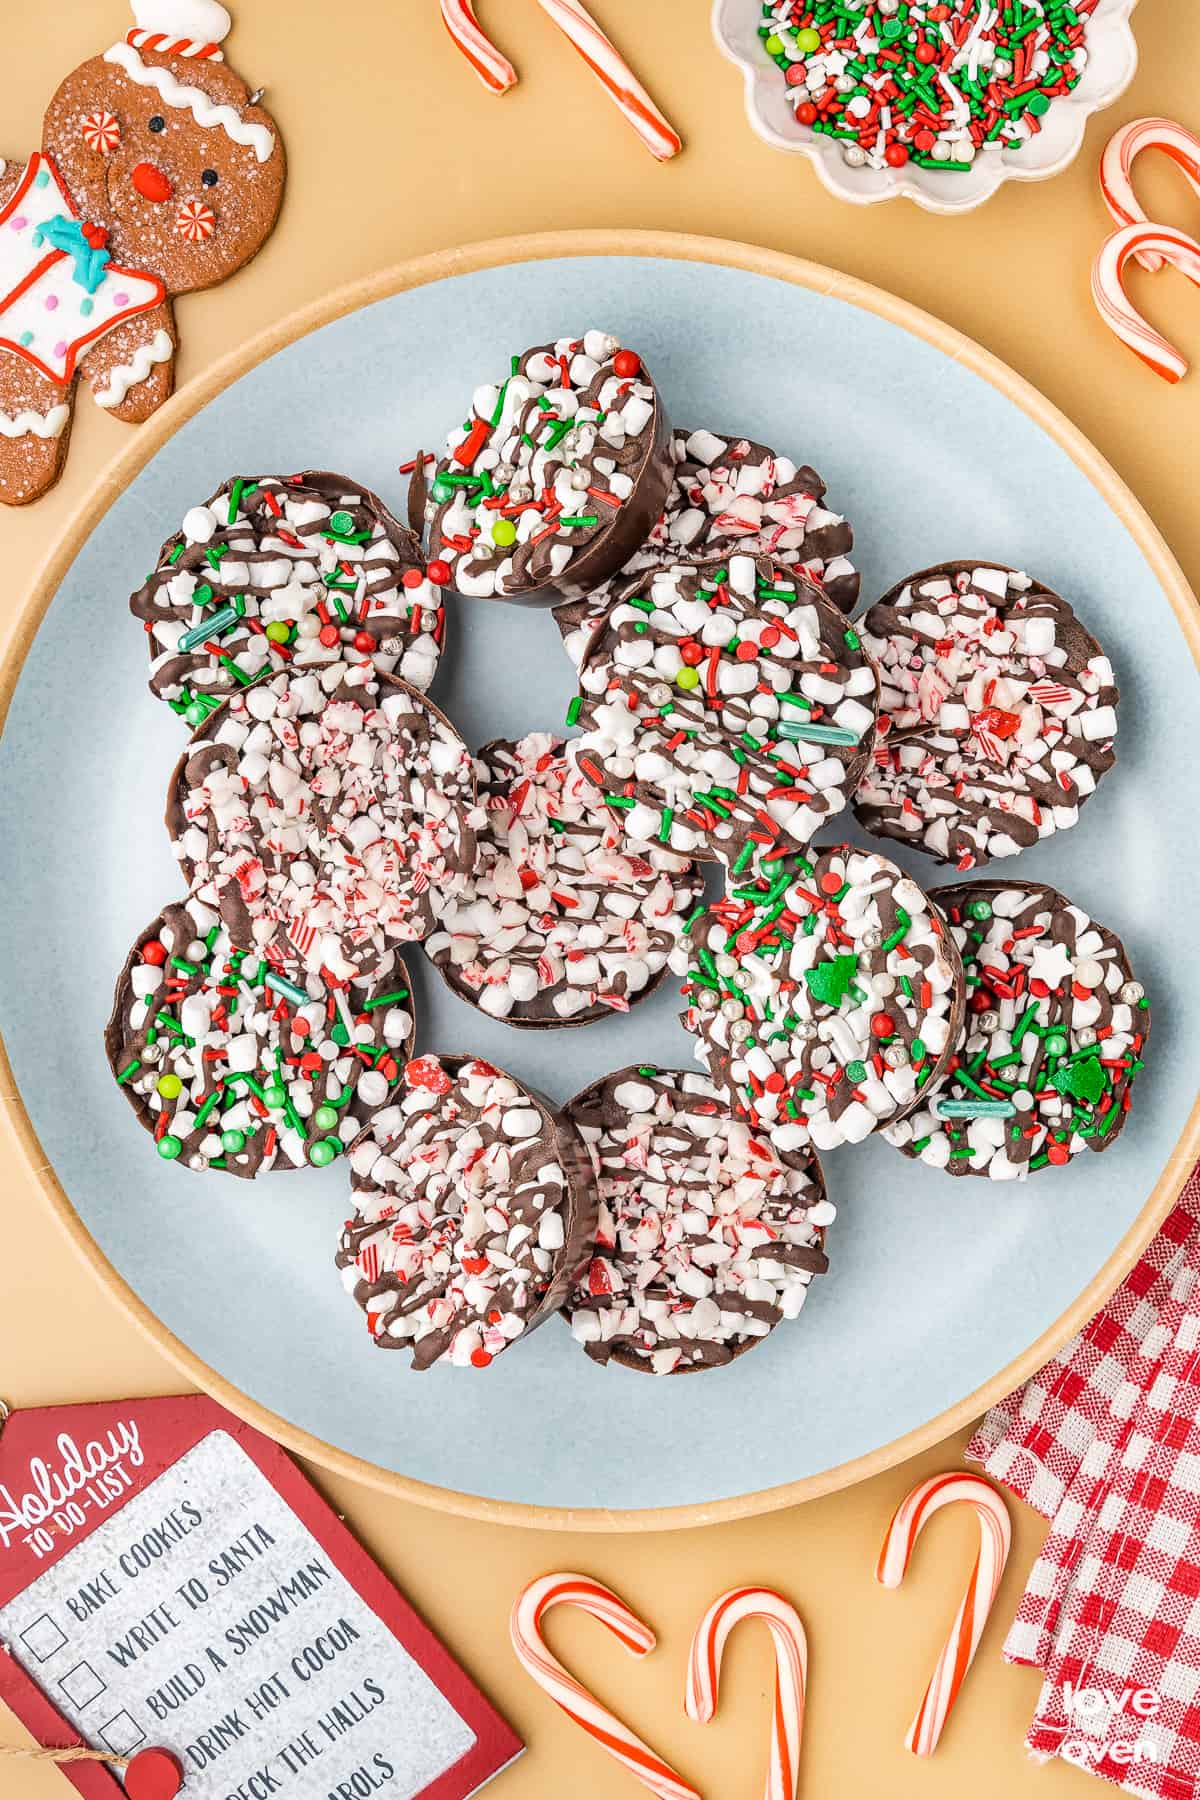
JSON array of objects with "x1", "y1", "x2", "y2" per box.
[{"x1": 0, "y1": 1744, "x2": 130, "y2": 1767}]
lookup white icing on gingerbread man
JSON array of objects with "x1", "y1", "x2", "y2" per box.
[{"x1": 0, "y1": 0, "x2": 284, "y2": 505}]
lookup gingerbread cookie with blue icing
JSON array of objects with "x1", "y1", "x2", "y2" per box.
[{"x1": 0, "y1": 0, "x2": 285, "y2": 505}]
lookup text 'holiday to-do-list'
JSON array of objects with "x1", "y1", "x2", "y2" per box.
[{"x1": 0, "y1": 1398, "x2": 520, "y2": 1800}]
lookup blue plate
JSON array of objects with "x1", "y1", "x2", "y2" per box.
[{"x1": 1, "y1": 242, "x2": 1194, "y2": 1521}]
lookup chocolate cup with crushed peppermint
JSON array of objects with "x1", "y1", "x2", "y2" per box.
[
  {"x1": 105, "y1": 900, "x2": 415, "y2": 1180},
  {"x1": 427, "y1": 734, "x2": 704, "y2": 1030},
  {"x1": 551, "y1": 425, "x2": 860, "y2": 648},
  {"x1": 338, "y1": 1054, "x2": 599, "y2": 1367},
  {"x1": 572, "y1": 552, "x2": 879, "y2": 868},
  {"x1": 130, "y1": 470, "x2": 438, "y2": 714},
  {"x1": 165, "y1": 671, "x2": 479, "y2": 975},
  {"x1": 561, "y1": 1064, "x2": 830, "y2": 1375},
  {"x1": 854, "y1": 559, "x2": 1119, "y2": 869},
  {"x1": 424, "y1": 340, "x2": 675, "y2": 610},
  {"x1": 887, "y1": 879, "x2": 1150, "y2": 1180}
]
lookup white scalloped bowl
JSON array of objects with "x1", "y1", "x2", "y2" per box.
[{"x1": 712, "y1": 0, "x2": 1140, "y2": 213}]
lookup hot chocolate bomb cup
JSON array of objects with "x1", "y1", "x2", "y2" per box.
[
  {"x1": 337, "y1": 1054, "x2": 599, "y2": 1370},
  {"x1": 421, "y1": 331, "x2": 674, "y2": 608},
  {"x1": 130, "y1": 469, "x2": 441, "y2": 718},
  {"x1": 561, "y1": 1064, "x2": 832, "y2": 1375},
  {"x1": 165, "y1": 668, "x2": 480, "y2": 982},
  {"x1": 425, "y1": 731, "x2": 703, "y2": 1029},
  {"x1": 570, "y1": 552, "x2": 879, "y2": 868},
  {"x1": 105, "y1": 896, "x2": 416, "y2": 1179},
  {"x1": 855, "y1": 559, "x2": 1119, "y2": 869}
]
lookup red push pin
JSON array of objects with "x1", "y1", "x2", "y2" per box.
[{"x1": 124, "y1": 1747, "x2": 184, "y2": 1800}]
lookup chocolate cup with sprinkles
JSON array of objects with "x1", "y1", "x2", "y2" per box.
[
  {"x1": 165, "y1": 669, "x2": 481, "y2": 983},
  {"x1": 885, "y1": 880, "x2": 1150, "y2": 1181},
  {"x1": 130, "y1": 470, "x2": 443, "y2": 722},
  {"x1": 570, "y1": 552, "x2": 879, "y2": 870},
  {"x1": 337, "y1": 1054, "x2": 599, "y2": 1369},
  {"x1": 854, "y1": 559, "x2": 1119, "y2": 870},
  {"x1": 562, "y1": 1064, "x2": 832, "y2": 1376},
  {"x1": 552, "y1": 425, "x2": 860, "y2": 667},
  {"x1": 105, "y1": 897, "x2": 416, "y2": 1180},
  {"x1": 423, "y1": 331, "x2": 674, "y2": 609},
  {"x1": 674, "y1": 843, "x2": 967, "y2": 1156},
  {"x1": 426, "y1": 731, "x2": 704, "y2": 1028}
]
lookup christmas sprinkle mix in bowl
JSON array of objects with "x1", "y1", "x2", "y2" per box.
[{"x1": 712, "y1": 0, "x2": 1140, "y2": 212}]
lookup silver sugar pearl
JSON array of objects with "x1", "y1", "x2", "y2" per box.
[
  {"x1": 792, "y1": 1019, "x2": 817, "y2": 1042},
  {"x1": 977, "y1": 1009, "x2": 1001, "y2": 1034},
  {"x1": 1119, "y1": 980, "x2": 1145, "y2": 1006},
  {"x1": 729, "y1": 1020, "x2": 753, "y2": 1044},
  {"x1": 720, "y1": 999, "x2": 745, "y2": 1023},
  {"x1": 570, "y1": 468, "x2": 591, "y2": 491},
  {"x1": 842, "y1": 145, "x2": 867, "y2": 168},
  {"x1": 1076, "y1": 1025, "x2": 1098, "y2": 1048},
  {"x1": 876, "y1": 0, "x2": 899, "y2": 13},
  {"x1": 493, "y1": 462, "x2": 514, "y2": 483},
  {"x1": 648, "y1": 683, "x2": 672, "y2": 707},
  {"x1": 715, "y1": 953, "x2": 738, "y2": 978},
  {"x1": 883, "y1": 1043, "x2": 910, "y2": 1069},
  {"x1": 695, "y1": 989, "x2": 719, "y2": 1013},
  {"x1": 859, "y1": 926, "x2": 883, "y2": 950}
]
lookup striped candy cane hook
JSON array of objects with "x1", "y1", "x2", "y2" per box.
[
  {"x1": 1092, "y1": 222, "x2": 1200, "y2": 384},
  {"x1": 534, "y1": 0, "x2": 682, "y2": 160},
  {"x1": 685, "y1": 1588, "x2": 807, "y2": 1800},
  {"x1": 439, "y1": 0, "x2": 518, "y2": 94},
  {"x1": 1100, "y1": 118, "x2": 1200, "y2": 274},
  {"x1": 510, "y1": 1574, "x2": 700, "y2": 1800},
  {"x1": 876, "y1": 1473, "x2": 1011, "y2": 1757}
]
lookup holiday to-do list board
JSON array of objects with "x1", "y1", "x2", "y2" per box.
[{"x1": 0, "y1": 1397, "x2": 521, "y2": 1799}]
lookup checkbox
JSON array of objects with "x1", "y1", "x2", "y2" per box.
[
  {"x1": 60, "y1": 1661, "x2": 106, "y2": 1708},
  {"x1": 98, "y1": 1712, "x2": 145, "y2": 1756},
  {"x1": 20, "y1": 1616, "x2": 67, "y2": 1663}
]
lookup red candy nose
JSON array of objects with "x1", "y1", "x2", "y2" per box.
[{"x1": 131, "y1": 161, "x2": 173, "y2": 202}]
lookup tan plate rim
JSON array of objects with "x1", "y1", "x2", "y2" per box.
[{"x1": 2, "y1": 228, "x2": 1196, "y2": 1532}]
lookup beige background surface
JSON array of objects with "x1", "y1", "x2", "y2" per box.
[{"x1": 3, "y1": 1, "x2": 1200, "y2": 1793}]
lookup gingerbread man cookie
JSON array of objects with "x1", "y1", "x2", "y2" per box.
[{"x1": 0, "y1": 0, "x2": 285, "y2": 506}]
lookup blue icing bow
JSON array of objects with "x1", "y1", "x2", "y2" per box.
[{"x1": 31, "y1": 214, "x2": 111, "y2": 295}]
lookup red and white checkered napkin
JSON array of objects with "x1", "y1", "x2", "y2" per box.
[{"x1": 966, "y1": 1165, "x2": 1200, "y2": 1799}]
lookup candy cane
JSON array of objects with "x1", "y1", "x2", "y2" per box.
[
  {"x1": 510, "y1": 1574, "x2": 700, "y2": 1800},
  {"x1": 1091, "y1": 222, "x2": 1200, "y2": 384},
  {"x1": 439, "y1": 0, "x2": 518, "y2": 95},
  {"x1": 685, "y1": 1587, "x2": 807, "y2": 1800},
  {"x1": 1100, "y1": 118, "x2": 1200, "y2": 273},
  {"x1": 876, "y1": 1473, "x2": 1011, "y2": 1757},
  {"x1": 534, "y1": 0, "x2": 682, "y2": 161}
]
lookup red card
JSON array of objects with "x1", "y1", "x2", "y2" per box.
[{"x1": 0, "y1": 1396, "x2": 522, "y2": 1798}]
